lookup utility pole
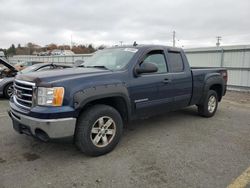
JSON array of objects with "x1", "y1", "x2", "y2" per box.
[
  {"x1": 71, "y1": 35, "x2": 73, "y2": 49},
  {"x1": 173, "y1": 31, "x2": 176, "y2": 47},
  {"x1": 216, "y1": 36, "x2": 222, "y2": 47}
]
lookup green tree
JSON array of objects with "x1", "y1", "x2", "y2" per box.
[
  {"x1": 6, "y1": 44, "x2": 16, "y2": 56},
  {"x1": 98, "y1": 45, "x2": 106, "y2": 50},
  {"x1": 87, "y1": 44, "x2": 96, "y2": 53}
]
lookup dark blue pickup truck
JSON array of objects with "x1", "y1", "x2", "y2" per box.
[{"x1": 9, "y1": 45, "x2": 227, "y2": 156}]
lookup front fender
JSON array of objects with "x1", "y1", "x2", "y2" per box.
[{"x1": 73, "y1": 83, "x2": 131, "y2": 118}]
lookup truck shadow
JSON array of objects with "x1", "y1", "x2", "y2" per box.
[
  {"x1": 6, "y1": 106, "x2": 201, "y2": 163},
  {"x1": 125, "y1": 106, "x2": 199, "y2": 131},
  {"x1": 0, "y1": 97, "x2": 8, "y2": 101},
  {"x1": 42, "y1": 107, "x2": 196, "y2": 148}
]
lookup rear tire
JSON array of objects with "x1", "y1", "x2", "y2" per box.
[
  {"x1": 4, "y1": 83, "x2": 14, "y2": 99},
  {"x1": 198, "y1": 90, "x2": 218, "y2": 117},
  {"x1": 75, "y1": 104, "x2": 123, "y2": 156}
]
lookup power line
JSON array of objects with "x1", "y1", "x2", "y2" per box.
[
  {"x1": 173, "y1": 31, "x2": 176, "y2": 47},
  {"x1": 216, "y1": 36, "x2": 222, "y2": 47},
  {"x1": 71, "y1": 35, "x2": 73, "y2": 49}
]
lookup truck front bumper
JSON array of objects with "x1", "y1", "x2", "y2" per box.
[{"x1": 9, "y1": 109, "x2": 76, "y2": 140}]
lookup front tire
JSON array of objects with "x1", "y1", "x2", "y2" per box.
[
  {"x1": 198, "y1": 90, "x2": 218, "y2": 117},
  {"x1": 75, "y1": 104, "x2": 123, "y2": 156}
]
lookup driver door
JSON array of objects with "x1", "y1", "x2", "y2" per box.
[{"x1": 129, "y1": 49, "x2": 174, "y2": 118}]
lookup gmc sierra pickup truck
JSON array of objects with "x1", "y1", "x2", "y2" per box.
[{"x1": 9, "y1": 45, "x2": 227, "y2": 156}]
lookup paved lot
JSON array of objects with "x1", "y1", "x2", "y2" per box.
[{"x1": 0, "y1": 91, "x2": 250, "y2": 188}]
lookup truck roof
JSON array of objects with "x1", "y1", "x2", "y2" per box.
[{"x1": 109, "y1": 45, "x2": 182, "y2": 52}]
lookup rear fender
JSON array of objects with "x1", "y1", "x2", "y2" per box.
[{"x1": 199, "y1": 75, "x2": 224, "y2": 104}]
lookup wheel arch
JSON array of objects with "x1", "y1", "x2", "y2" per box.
[
  {"x1": 73, "y1": 84, "x2": 131, "y2": 122},
  {"x1": 199, "y1": 75, "x2": 224, "y2": 104},
  {"x1": 209, "y1": 84, "x2": 223, "y2": 101}
]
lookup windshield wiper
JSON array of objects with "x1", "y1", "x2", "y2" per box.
[{"x1": 85, "y1": 65, "x2": 109, "y2": 70}]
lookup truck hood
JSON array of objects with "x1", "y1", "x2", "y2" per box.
[
  {"x1": 0, "y1": 57, "x2": 17, "y2": 71},
  {"x1": 15, "y1": 67, "x2": 111, "y2": 85}
]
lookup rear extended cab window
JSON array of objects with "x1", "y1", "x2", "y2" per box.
[{"x1": 167, "y1": 51, "x2": 184, "y2": 72}]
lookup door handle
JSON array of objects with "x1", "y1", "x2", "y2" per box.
[{"x1": 162, "y1": 78, "x2": 171, "y2": 84}]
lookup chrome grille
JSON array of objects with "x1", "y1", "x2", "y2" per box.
[{"x1": 13, "y1": 80, "x2": 35, "y2": 109}]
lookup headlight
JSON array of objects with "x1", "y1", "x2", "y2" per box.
[{"x1": 37, "y1": 87, "x2": 64, "y2": 106}]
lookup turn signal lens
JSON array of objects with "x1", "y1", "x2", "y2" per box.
[{"x1": 52, "y1": 87, "x2": 64, "y2": 106}]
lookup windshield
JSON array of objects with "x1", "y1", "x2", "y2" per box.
[{"x1": 82, "y1": 48, "x2": 138, "y2": 70}]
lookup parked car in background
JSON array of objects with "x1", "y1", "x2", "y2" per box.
[
  {"x1": 0, "y1": 51, "x2": 5, "y2": 58},
  {"x1": 14, "y1": 61, "x2": 43, "y2": 71},
  {"x1": 51, "y1": 49, "x2": 75, "y2": 56},
  {"x1": 0, "y1": 57, "x2": 72, "y2": 98},
  {"x1": 38, "y1": 51, "x2": 51, "y2": 56},
  {"x1": 38, "y1": 50, "x2": 75, "y2": 56},
  {"x1": 50, "y1": 49, "x2": 62, "y2": 56},
  {"x1": 0, "y1": 58, "x2": 18, "y2": 98},
  {"x1": 62, "y1": 50, "x2": 75, "y2": 55}
]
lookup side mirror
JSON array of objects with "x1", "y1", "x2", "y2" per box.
[{"x1": 135, "y1": 62, "x2": 158, "y2": 75}]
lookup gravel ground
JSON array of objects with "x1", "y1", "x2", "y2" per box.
[{"x1": 0, "y1": 91, "x2": 250, "y2": 188}]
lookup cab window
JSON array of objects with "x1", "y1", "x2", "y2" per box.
[{"x1": 141, "y1": 50, "x2": 167, "y2": 73}]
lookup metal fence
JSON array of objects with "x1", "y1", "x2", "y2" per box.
[
  {"x1": 8, "y1": 45, "x2": 250, "y2": 91},
  {"x1": 185, "y1": 45, "x2": 250, "y2": 91},
  {"x1": 9, "y1": 54, "x2": 93, "y2": 65}
]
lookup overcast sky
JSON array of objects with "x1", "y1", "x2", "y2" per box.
[{"x1": 0, "y1": 0, "x2": 250, "y2": 48}]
